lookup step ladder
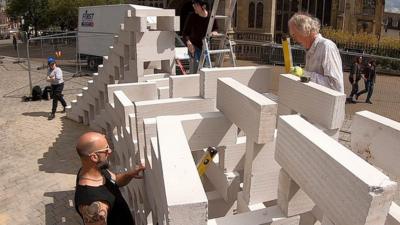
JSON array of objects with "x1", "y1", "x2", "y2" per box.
[{"x1": 197, "y1": 0, "x2": 237, "y2": 73}]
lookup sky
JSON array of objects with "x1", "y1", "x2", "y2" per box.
[{"x1": 386, "y1": 0, "x2": 400, "y2": 13}]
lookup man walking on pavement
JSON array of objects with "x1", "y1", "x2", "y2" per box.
[
  {"x1": 183, "y1": 0, "x2": 219, "y2": 73},
  {"x1": 288, "y1": 13, "x2": 344, "y2": 93},
  {"x1": 46, "y1": 57, "x2": 67, "y2": 120},
  {"x1": 348, "y1": 56, "x2": 363, "y2": 103},
  {"x1": 74, "y1": 132, "x2": 145, "y2": 225},
  {"x1": 356, "y1": 60, "x2": 376, "y2": 104}
]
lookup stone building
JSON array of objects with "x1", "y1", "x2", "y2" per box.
[
  {"x1": 127, "y1": 0, "x2": 385, "y2": 41},
  {"x1": 383, "y1": 11, "x2": 400, "y2": 30},
  {"x1": 381, "y1": 11, "x2": 400, "y2": 38},
  {"x1": 330, "y1": 0, "x2": 385, "y2": 35},
  {"x1": 237, "y1": 0, "x2": 384, "y2": 42}
]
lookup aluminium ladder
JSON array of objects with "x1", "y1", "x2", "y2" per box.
[{"x1": 197, "y1": 0, "x2": 237, "y2": 73}]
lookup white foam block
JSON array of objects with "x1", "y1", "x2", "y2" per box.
[
  {"x1": 179, "y1": 112, "x2": 237, "y2": 151},
  {"x1": 386, "y1": 203, "x2": 400, "y2": 225},
  {"x1": 108, "y1": 82, "x2": 157, "y2": 105},
  {"x1": 169, "y1": 74, "x2": 200, "y2": 98},
  {"x1": 223, "y1": 137, "x2": 246, "y2": 172},
  {"x1": 157, "y1": 87, "x2": 169, "y2": 99},
  {"x1": 216, "y1": 78, "x2": 277, "y2": 144},
  {"x1": 157, "y1": 16, "x2": 180, "y2": 31},
  {"x1": 124, "y1": 16, "x2": 148, "y2": 32},
  {"x1": 135, "y1": 31, "x2": 175, "y2": 62},
  {"x1": 276, "y1": 115, "x2": 397, "y2": 225},
  {"x1": 143, "y1": 118, "x2": 157, "y2": 162},
  {"x1": 277, "y1": 169, "x2": 314, "y2": 217},
  {"x1": 156, "y1": 116, "x2": 207, "y2": 225},
  {"x1": 138, "y1": 73, "x2": 170, "y2": 82},
  {"x1": 135, "y1": 97, "x2": 216, "y2": 157},
  {"x1": 208, "y1": 206, "x2": 300, "y2": 225},
  {"x1": 278, "y1": 74, "x2": 346, "y2": 129},
  {"x1": 113, "y1": 91, "x2": 136, "y2": 128},
  {"x1": 351, "y1": 110, "x2": 400, "y2": 178},
  {"x1": 244, "y1": 137, "x2": 280, "y2": 205},
  {"x1": 130, "y1": 6, "x2": 175, "y2": 17},
  {"x1": 146, "y1": 78, "x2": 169, "y2": 88},
  {"x1": 200, "y1": 66, "x2": 277, "y2": 98}
]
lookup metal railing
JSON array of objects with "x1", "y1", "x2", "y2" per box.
[
  {"x1": 229, "y1": 40, "x2": 400, "y2": 75},
  {"x1": 229, "y1": 32, "x2": 273, "y2": 43}
]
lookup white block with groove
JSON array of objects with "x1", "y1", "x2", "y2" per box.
[
  {"x1": 351, "y1": 110, "x2": 400, "y2": 178},
  {"x1": 200, "y1": 66, "x2": 277, "y2": 98},
  {"x1": 216, "y1": 77, "x2": 277, "y2": 144},
  {"x1": 108, "y1": 82, "x2": 157, "y2": 106},
  {"x1": 156, "y1": 116, "x2": 207, "y2": 225},
  {"x1": 278, "y1": 74, "x2": 346, "y2": 129},
  {"x1": 276, "y1": 115, "x2": 397, "y2": 225},
  {"x1": 169, "y1": 74, "x2": 200, "y2": 98}
]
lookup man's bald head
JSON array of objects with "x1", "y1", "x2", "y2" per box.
[{"x1": 76, "y1": 132, "x2": 108, "y2": 157}]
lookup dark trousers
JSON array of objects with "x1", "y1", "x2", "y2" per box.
[
  {"x1": 51, "y1": 83, "x2": 67, "y2": 114},
  {"x1": 349, "y1": 80, "x2": 359, "y2": 98},
  {"x1": 357, "y1": 80, "x2": 374, "y2": 101}
]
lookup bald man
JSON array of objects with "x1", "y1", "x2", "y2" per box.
[{"x1": 74, "y1": 132, "x2": 145, "y2": 225}]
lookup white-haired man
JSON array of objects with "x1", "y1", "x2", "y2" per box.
[{"x1": 288, "y1": 13, "x2": 344, "y2": 93}]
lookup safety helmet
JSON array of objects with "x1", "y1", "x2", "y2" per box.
[{"x1": 47, "y1": 57, "x2": 56, "y2": 65}]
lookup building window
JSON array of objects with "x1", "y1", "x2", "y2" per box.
[
  {"x1": 249, "y1": 1, "x2": 264, "y2": 29},
  {"x1": 256, "y1": 2, "x2": 264, "y2": 28},
  {"x1": 393, "y1": 19, "x2": 399, "y2": 28},
  {"x1": 363, "y1": 0, "x2": 375, "y2": 16},
  {"x1": 249, "y1": 2, "x2": 255, "y2": 28}
]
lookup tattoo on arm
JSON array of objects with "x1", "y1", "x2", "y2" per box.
[{"x1": 79, "y1": 201, "x2": 109, "y2": 225}]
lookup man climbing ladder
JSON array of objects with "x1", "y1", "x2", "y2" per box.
[
  {"x1": 182, "y1": 0, "x2": 219, "y2": 73},
  {"x1": 197, "y1": 0, "x2": 237, "y2": 72}
]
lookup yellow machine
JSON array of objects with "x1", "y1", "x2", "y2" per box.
[{"x1": 197, "y1": 147, "x2": 218, "y2": 176}]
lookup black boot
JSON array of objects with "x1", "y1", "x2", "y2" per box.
[{"x1": 48, "y1": 113, "x2": 55, "y2": 120}]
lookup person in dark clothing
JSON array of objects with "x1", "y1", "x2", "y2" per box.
[
  {"x1": 46, "y1": 57, "x2": 67, "y2": 120},
  {"x1": 348, "y1": 56, "x2": 363, "y2": 103},
  {"x1": 356, "y1": 60, "x2": 376, "y2": 104},
  {"x1": 182, "y1": 0, "x2": 218, "y2": 73},
  {"x1": 12, "y1": 35, "x2": 17, "y2": 51},
  {"x1": 74, "y1": 132, "x2": 145, "y2": 225}
]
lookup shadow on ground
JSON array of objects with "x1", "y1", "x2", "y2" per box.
[
  {"x1": 38, "y1": 116, "x2": 89, "y2": 175},
  {"x1": 22, "y1": 111, "x2": 49, "y2": 117},
  {"x1": 44, "y1": 190, "x2": 83, "y2": 225}
]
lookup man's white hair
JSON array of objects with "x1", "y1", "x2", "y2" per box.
[{"x1": 289, "y1": 13, "x2": 321, "y2": 36}]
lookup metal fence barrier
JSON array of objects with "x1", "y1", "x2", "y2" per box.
[{"x1": 231, "y1": 40, "x2": 400, "y2": 75}]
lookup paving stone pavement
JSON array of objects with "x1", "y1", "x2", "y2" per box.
[
  {"x1": 0, "y1": 57, "x2": 90, "y2": 225},
  {"x1": 0, "y1": 56, "x2": 398, "y2": 225}
]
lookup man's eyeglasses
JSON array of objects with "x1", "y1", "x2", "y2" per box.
[{"x1": 88, "y1": 146, "x2": 112, "y2": 156}]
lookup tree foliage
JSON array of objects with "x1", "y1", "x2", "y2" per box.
[
  {"x1": 6, "y1": 0, "x2": 124, "y2": 34},
  {"x1": 6, "y1": 0, "x2": 51, "y2": 35}
]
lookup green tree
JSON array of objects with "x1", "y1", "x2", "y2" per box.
[
  {"x1": 6, "y1": 0, "x2": 51, "y2": 36},
  {"x1": 7, "y1": 0, "x2": 124, "y2": 34},
  {"x1": 48, "y1": 0, "x2": 78, "y2": 30}
]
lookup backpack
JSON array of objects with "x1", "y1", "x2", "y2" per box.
[
  {"x1": 42, "y1": 86, "x2": 52, "y2": 100},
  {"x1": 31, "y1": 85, "x2": 42, "y2": 101}
]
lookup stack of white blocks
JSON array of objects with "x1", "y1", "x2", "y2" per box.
[{"x1": 67, "y1": 5, "x2": 400, "y2": 225}]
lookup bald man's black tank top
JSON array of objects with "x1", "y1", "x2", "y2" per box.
[{"x1": 74, "y1": 168, "x2": 135, "y2": 225}]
